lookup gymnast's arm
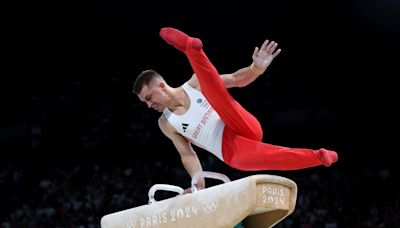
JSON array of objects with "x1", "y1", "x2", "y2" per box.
[
  {"x1": 222, "y1": 39, "x2": 282, "y2": 88},
  {"x1": 158, "y1": 115, "x2": 205, "y2": 192},
  {"x1": 187, "y1": 39, "x2": 281, "y2": 89}
]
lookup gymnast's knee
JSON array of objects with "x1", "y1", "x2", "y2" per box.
[
  {"x1": 248, "y1": 123, "x2": 263, "y2": 142},
  {"x1": 247, "y1": 115, "x2": 263, "y2": 141},
  {"x1": 254, "y1": 128, "x2": 263, "y2": 142}
]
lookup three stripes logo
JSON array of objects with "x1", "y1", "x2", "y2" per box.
[{"x1": 182, "y1": 123, "x2": 189, "y2": 132}]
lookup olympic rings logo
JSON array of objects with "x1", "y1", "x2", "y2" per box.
[{"x1": 202, "y1": 200, "x2": 219, "y2": 214}]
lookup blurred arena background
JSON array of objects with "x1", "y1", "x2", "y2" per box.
[{"x1": 1, "y1": 0, "x2": 400, "y2": 227}]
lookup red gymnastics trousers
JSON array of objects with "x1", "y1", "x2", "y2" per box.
[{"x1": 160, "y1": 27, "x2": 338, "y2": 171}]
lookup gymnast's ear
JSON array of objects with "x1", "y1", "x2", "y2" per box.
[{"x1": 159, "y1": 81, "x2": 167, "y2": 90}]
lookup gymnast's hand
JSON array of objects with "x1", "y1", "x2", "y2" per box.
[
  {"x1": 180, "y1": 180, "x2": 205, "y2": 195},
  {"x1": 252, "y1": 39, "x2": 281, "y2": 71},
  {"x1": 181, "y1": 187, "x2": 193, "y2": 195}
]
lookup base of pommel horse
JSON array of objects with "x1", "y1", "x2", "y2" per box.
[{"x1": 101, "y1": 171, "x2": 298, "y2": 228}]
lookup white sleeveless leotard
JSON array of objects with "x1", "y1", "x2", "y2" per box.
[{"x1": 163, "y1": 83, "x2": 225, "y2": 161}]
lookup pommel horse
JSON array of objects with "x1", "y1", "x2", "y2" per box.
[{"x1": 101, "y1": 171, "x2": 298, "y2": 228}]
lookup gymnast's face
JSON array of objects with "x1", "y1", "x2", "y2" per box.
[{"x1": 138, "y1": 78, "x2": 168, "y2": 112}]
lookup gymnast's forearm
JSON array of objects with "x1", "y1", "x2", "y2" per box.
[
  {"x1": 181, "y1": 152, "x2": 205, "y2": 189},
  {"x1": 230, "y1": 66, "x2": 265, "y2": 88}
]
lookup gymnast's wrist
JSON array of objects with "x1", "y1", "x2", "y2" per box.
[{"x1": 250, "y1": 63, "x2": 266, "y2": 75}]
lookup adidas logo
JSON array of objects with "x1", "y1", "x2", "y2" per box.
[{"x1": 182, "y1": 123, "x2": 189, "y2": 132}]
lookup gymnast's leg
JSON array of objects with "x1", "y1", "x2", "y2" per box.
[
  {"x1": 160, "y1": 27, "x2": 338, "y2": 170},
  {"x1": 160, "y1": 27, "x2": 263, "y2": 142},
  {"x1": 222, "y1": 127, "x2": 338, "y2": 170}
]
